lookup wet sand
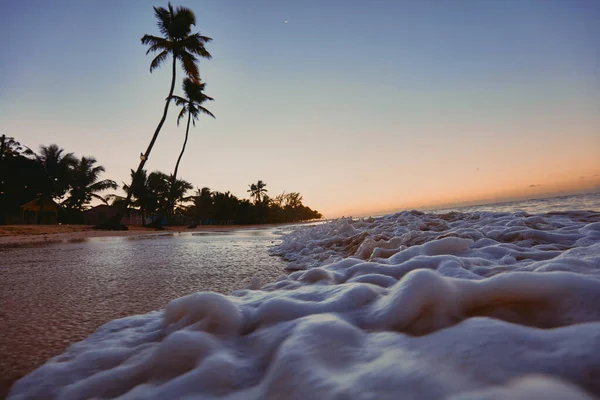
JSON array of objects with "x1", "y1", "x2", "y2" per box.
[
  {"x1": 0, "y1": 225, "x2": 292, "y2": 397},
  {"x1": 0, "y1": 223, "x2": 294, "y2": 246}
]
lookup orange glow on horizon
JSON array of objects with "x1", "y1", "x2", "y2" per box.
[{"x1": 321, "y1": 176, "x2": 600, "y2": 218}]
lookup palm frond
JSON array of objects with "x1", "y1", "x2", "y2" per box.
[
  {"x1": 90, "y1": 179, "x2": 118, "y2": 192},
  {"x1": 182, "y1": 77, "x2": 198, "y2": 97},
  {"x1": 22, "y1": 145, "x2": 39, "y2": 160},
  {"x1": 171, "y1": 95, "x2": 189, "y2": 106},
  {"x1": 181, "y1": 82, "x2": 198, "y2": 101},
  {"x1": 62, "y1": 152, "x2": 77, "y2": 166},
  {"x1": 159, "y1": 5, "x2": 195, "y2": 40},
  {"x1": 91, "y1": 193, "x2": 110, "y2": 205},
  {"x1": 141, "y1": 34, "x2": 170, "y2": 54},
  {"x1": 150, "y1": 50, "x2": 169, "y2": 72},
  {"x1": 197, "y1": 105, "x2": 215, "y2": 119},
  {"x1": 179, "y1": 51, "x2": 199, "y2": 80},
  {"x1": 177, "y1": 107, "x2": 187, "y2": 126},
  {"x1": 179, "y1": 33, "x2": 212, "y2": 59},
  {"x1": 154, "y1": 5, "x2": 173, "y2": 38},
  {"x1": 173, "y1": 5, "x2": 195, "y2": 29},
  {"x1": 201, "y1": 93, "x2": 215, "y2": 102}
]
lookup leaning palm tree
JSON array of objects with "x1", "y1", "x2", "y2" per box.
[
  {"x1": 114, "y1": 3, "x2": 212, "y2": 227},
  {"x1": 64, "y1": 156, "x2": 117, "y2": 211},
  {"x1": 168, "y1": 78, "x2": 215, "y2": 215}
]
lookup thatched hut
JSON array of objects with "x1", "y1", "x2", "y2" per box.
[{"x1": 20, "y1": 198, "x2": 58, "y2": 224}]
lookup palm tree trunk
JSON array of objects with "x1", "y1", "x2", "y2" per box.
[
  {"x1": 169, "y1": 110, "x2": 192, "y2": 219},
  {"x1": 109, "y1": 56, "x2": 177, "y2": 228}
]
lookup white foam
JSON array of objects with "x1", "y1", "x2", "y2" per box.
[{"x1": 9, "y1": 211, "x2": 600, "y2": 399}]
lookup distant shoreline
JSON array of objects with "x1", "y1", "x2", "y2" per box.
[{"x1": 0, "y1": 222, "x2": 318, "y2": 247}]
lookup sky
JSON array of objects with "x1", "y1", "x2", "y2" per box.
[{"x1": 1, "y1": 0, "x2": 599, "y2": 218}]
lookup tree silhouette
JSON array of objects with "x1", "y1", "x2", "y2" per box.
[
  {"x1": 122, "y1": 170, "x2": 192, "y2": 223},
  {"x1": 64, "y1": 156, "x2": 117, "y2": 211},
  {"x1": 25, "y1": 144, "x2": 76, "y2": 200},
  {"x1": 212, "y1": 191, "x2": 239, "y2": 223},
  {"x1": 25, "y1": 144, "x2": 77, "y2": 223},
  {"x1": 0, "y1": 134, "x2": 23, "y2": 160},
  {"x1": 122, "y1": 169, "x2": 151, "y2": 215},
  {"x1": 190, "y1": 186, "x2": 213, "y2": 224},
  {"x1": 169, "y1": 78, "x2": 214, "y2": 216},
  {"x1": 115, "y1": 3, "x2": 212, "y2": 228},
  {"x1": 247, "y1": 180, "x2": 268, "y2": 204},
  {"x1": 0, "y1": 136, "x2": 43, "y2": 224}
]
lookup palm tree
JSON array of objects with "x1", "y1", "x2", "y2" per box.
[
  {"x1": 25, "y1": 144, "x2": 76, "y2": 223},
  {"x1": 25, "y1": 144, "x2": 76, "y2": 199},
  {"x1": 64, "y1": 157, "x2": 117, "y2": 211},
  {"x1": 122, "y1": 169, "x2": 153, "y2": 218},
  {"x1": 212, "y1": 191, "x2": 240, "y2": 223},
  {"x1": 0, "y1": 134, "x2": 23, "y2": 160},
  {"x1": 169, "y1": 78, "x2": 214, "y2": 215},
  {"x1": 119, "y1": 3, "x2": 212, "y2": 223},
  {"x1": 191, "y1": 186, "x2": 213, "y2": 224},
  {"x1": 247, "y1": 180, "x2": 268, "y2": 204},
  {"x1": 166, "y1": 174, "x2": 194, "y2": 216},
  {"x1": 144, "y1": 171, "x2": 192, "y2": 225}
]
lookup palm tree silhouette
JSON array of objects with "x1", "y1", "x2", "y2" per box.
[
  {"x1": 122, "y1": 169, "x2": 153, "y2": 219},
  {"x1": 168, "y1": 78, "x2": 214, "y2": 216},
  {"x1": 25, "y1": 144, "x2": 76, "y2": 223},
  {"x1": 64, "y1": 156, "x2": 117, "y2": 211},
  {"x1": 247, "y1": 180, "x2": 268, "y2": 204},
  {"x1": 118, "y1": 3, "x2": 212, "y2": 225}
]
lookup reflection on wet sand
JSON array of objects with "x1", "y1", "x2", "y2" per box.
[{"x1": 0, "y1": 228, "x2": 285, "y2": 396}]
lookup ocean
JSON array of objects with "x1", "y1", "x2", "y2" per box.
[{"x1": 431, "y1": 191, "x2": 600, "y2": 214}]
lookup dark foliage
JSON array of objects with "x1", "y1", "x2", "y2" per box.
[
  {"x1": 2, "y1": 136, "x2": 322, "y2": 227},
  {"x1": 188, "y1": 184, "x2": 322, "y2": 225},
  {"x1": 0, "y1": 135, "x2": 116, "y2": 224}
]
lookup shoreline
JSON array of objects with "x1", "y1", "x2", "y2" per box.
[{"x1": 0, "y1": 222, "x2": 312, "y2": 247}]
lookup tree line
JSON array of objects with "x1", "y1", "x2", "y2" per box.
[{"x1": 0, "y1": 135, "x2": 322, "y2": 225}]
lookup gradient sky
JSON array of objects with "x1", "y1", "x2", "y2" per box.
[{"x1": 1, "y1": 0, "x2": 599, "y2": 217}]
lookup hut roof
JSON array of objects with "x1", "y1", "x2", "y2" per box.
[{"x1": 20, "y1": 198, "x2": 59, "y2": 212}]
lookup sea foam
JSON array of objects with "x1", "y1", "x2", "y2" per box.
[{"x1": 9, "y1": 210, "x2": 600, "y2": 399}]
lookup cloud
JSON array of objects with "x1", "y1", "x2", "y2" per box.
[{"x1": 529, "y1": 184, "x2": 542, "y2": 188}]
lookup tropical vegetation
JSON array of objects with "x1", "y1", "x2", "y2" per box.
[
  {"x1": 0, "y1": 136, "x2": 117, "y2": 224},
  {"x1": 0, "y1": 135, "x2": 322, "y2": 226}
]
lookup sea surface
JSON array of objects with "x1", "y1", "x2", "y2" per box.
[{"x1": 431, "y1": 191, "x2": 600, "y2": 214}]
